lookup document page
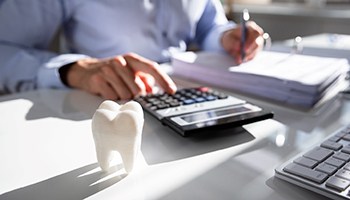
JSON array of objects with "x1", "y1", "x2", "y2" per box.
[
  {"x1": 171, "y1": 50, "x2": 349, "y2": 108},
  {"x1": 229, "y1": 51, "x2": 348, "y2": 86}
]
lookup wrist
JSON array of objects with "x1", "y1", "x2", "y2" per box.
[{"x1": 58, "y1": 62, "x2": 75, "y2": 87}]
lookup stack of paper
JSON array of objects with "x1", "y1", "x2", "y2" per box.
[{"x1": 171, "y1": 51, "x2": 349, "y2": 108}]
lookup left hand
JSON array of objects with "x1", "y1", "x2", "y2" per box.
[{"x1": 221, "y1": 21, "x2": 264, "y2": 64}]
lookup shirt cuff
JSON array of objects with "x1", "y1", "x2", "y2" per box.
[
  {"x1": 202, "y1": 21, "x2": 237, "y2": 53},
  {"x1": 37, "y1": 54, "x2": 89, "y2": 89}
]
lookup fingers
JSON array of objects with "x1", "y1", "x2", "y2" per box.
[
  {"x1": 67, "y1": 54, "x2": 177, "y2": 100},
  {"x1": 110, "y1": 56, "x2": 145, "y2": 98},
  {"x1": 245, "y1": 36, "x2": 264, "y2": 62},
  {"x1": 90, "y1": 73, "x2": 119, "y2": 100},
  {"x1": 100, "y1": 62, "x2": 132, "y2": 99},
  {"x1": 123, "y1": 53, "x2": 177, "y2": 94},
  {"x1": 138, "y1": 72, "x2": 155, "y2": 93},
  {"x1": 244, "y1": 21, "x2": 264, "y2": 58},
  {"x1": 221, "y1": 21, "x2": 264, "y2": 64}
]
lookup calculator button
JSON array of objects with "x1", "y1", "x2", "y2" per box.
[
  {"x1": 205, "y1": 95, "x2": 217, "y2": 101},
  {"x1": 194, "y1": 97, "x2": 206, "y2": 103},
  {"x1": 157, "y1": 104, "x2": 169, "y2": 109},
  {"x1": 150, "y1": 106, "x2": 157, "y2": 110},
  {"x1": 169, "y1": 102, "x2": 181, "y2": 107},
  {"x1": 217, "y1": 94, "x2": 228, "y2": 99},
  {"x1": 183, "y1": 99, "x2": 195, "y2": 105}
]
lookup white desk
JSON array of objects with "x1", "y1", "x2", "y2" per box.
[{"x1": 1, "y1": 76, "x2": 350, "y2": 200}]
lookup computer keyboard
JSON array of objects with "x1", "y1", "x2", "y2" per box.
[
  {"x1": 135, "y1": 87, "x2": 273, "y2": 136},
  {"x1": 275, "y1": 125, "x2": 350, "y2": 200}
]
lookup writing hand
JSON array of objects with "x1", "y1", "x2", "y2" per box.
[{"x1": 221, "y1": 21, "x2": 264, "y2": 64}]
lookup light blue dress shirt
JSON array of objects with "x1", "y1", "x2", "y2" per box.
[{"x1": 0, "y1": 0, "x2": 235, "y2": 94}]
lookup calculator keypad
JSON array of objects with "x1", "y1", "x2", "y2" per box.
[
  {"x1": 135, "y1": 87, "x2": 228, "y2": 111},
  {"x1": 135, "y1": 87, "x2": 247, "y2": 118}
]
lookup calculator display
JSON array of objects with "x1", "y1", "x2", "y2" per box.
[
  {"x1": 180, "y1": 106, "x2": 251, "y2": 124},
  {"x1": 170, "y1": 103, "x2": 262, "y2": 127}
]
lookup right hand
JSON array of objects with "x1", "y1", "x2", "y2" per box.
[
  {"x1": 65, "y1": 53, "x2": 177, "y2": 100},
  {"x1": 221, "y1": 21, "x2": 264, "y2": 64}
]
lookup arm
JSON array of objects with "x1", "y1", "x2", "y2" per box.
[
  {"x1": 195, "y1": 0, "x2": 264, "y2": 64},
  {"x1": 194, "y1": 0, "x2": 236, "y2": 52},
  {"x1": 0, "y1": 0, "x2": 177, "y2": 99},
  {"x1": 0, "y1": 0, "x2": 86, "y2": 94}
]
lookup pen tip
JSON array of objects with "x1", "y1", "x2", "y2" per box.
[{"x1": 243, "y1": 9, "x2": 250, "y2": 21}]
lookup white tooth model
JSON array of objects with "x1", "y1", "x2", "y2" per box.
[{"x1": 91, "y1": 100, "x2": 144, "y2": 173}]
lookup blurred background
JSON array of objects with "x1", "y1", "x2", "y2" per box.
[{"x1": 222, "y1": 0, "x2": 350, "y2": 42}]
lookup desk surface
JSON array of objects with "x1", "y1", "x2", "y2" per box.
[{"x1": 1, "y1": 76, "x2": 350, "y2": 200}]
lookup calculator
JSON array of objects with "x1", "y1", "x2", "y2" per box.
[{"x1": 135, "y1": 87, "x2": 273, "y2": 136}]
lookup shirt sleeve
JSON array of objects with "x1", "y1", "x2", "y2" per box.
[
  {"x1": 195, "y1": 0, "x2": 237, "y2": 52},
  {"x1": 38, "y1": 54, "x2": 90, "y2": 89},
  {"x1": 0, "y1": 0, "x2": 88, "y2": 94}
]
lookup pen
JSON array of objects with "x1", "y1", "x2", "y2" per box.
[{"x1": 241, "y1": 9, "x2": 250, "y2": 62}]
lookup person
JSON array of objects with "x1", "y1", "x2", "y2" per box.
[{"x1": 0, "y1": 0, "x2": 264, "y2": 100}]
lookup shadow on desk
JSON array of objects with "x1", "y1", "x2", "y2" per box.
[
  {"x1": 0, "y1": 89, "x2": 103, "y2": 121},
  {"x1": 0, "y1": 163, "x2": 126, "y2": 200},
  {"x1": 141, "y1": 113, "x2": 256, "y2": 165}
]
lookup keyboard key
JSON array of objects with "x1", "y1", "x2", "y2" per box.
[
  {"x1": 321, "y1": 140, "x2": 343, "y2": 151},
  {"x1": 344, "y1": 163, "x2": 350, "y2": 171},
  {"x1": 294, "y1": 157, "x2": 318, "y2": 168},
  {"x1": 336, "y1": 131, "x2": 348, "y2": 138},
  {"x1": 336, "y1": 169, "x2": 350, "y2": 181},
  {"x1": 334, "y1": 152, "x2": 350, "y2": 162},
  {"x1": 328, "y1": 136, "x2": 341, "y2": 142},
  {"x1": 283, "y1": 163, "x2": 328, "y2": 183},
  {"x1": 315, "y1": 163, "x2": 338, "y2": 175},
  {"x1": 326, "y1": 176, "x2": 350, "y2": 191},
  {"x1": 342, "y1": 146, "x2": 350, "y2": 154},
  {"x1": 343, "y1": 134, "x2": 350, "y2": 141},
  {"x1": 325, "y1": 157, "x2": 346, "y2": 168},
  {"x1": 303, "y1": 147, "x2": 333, "y2": 162}
]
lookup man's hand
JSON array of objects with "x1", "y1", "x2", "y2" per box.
[
  {"x1": 221, "y1": 21, "x2": 264, "y2": 64},
  {"x1": 65, "y1": 53, "x2": 177, "y2": 100}
]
